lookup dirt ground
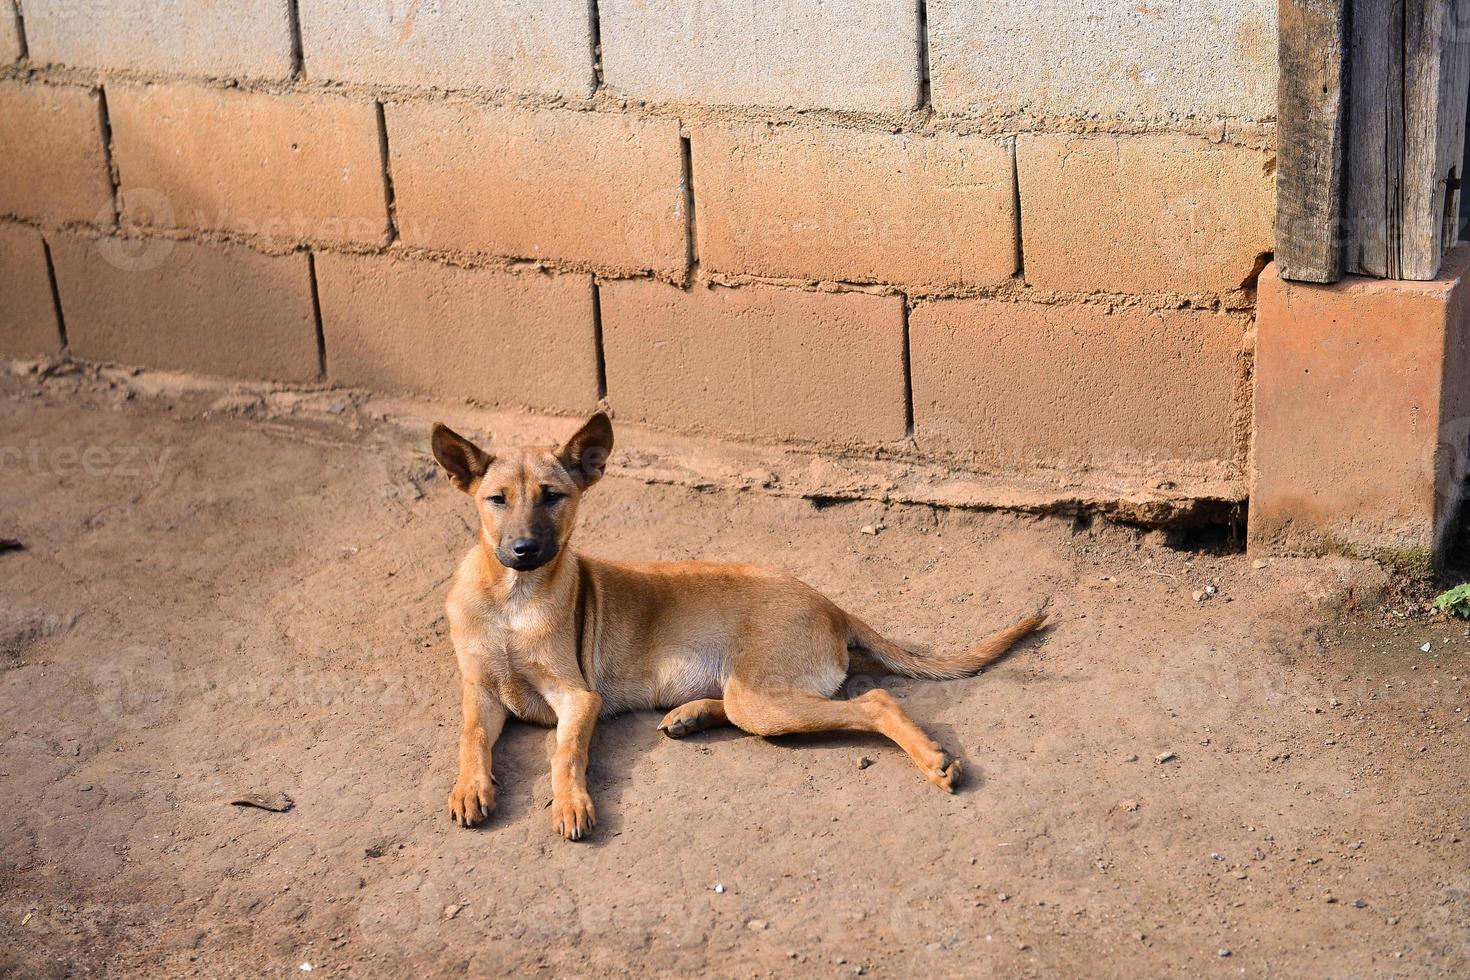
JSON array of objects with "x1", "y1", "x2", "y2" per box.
[{"x1": 2, "y1": 362, "x2": 1468, "y2": 978}]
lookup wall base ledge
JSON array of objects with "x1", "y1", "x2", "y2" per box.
[{"x1": 8, "y1": 356, "x2": 1243, "y2": 529}]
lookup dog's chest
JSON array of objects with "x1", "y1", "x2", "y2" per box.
[
  {"x1": 494, "y1": 592, "x2": 552, "y2": 640},
  {"x1": 479, "y1": 637, "x2": 558, "y2": 725},
  {"x1": 479, "y1": 595, "x2": 577, "y2": 724},
  {"x1": 472, "y1": 575, "x2": 561, "y2": 649}
]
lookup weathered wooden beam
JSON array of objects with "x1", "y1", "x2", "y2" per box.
[
  {"x1": 1276, "y1": 0, "x2": 1348, "y2": 283},
  {"x1": 1409, "y1": 0, "x2": 1470, "y2": 271},
  {"x1": 1346, "y1": 0, "x2": 1470, "y2": 280},
  {"x1": 1344, "y1": 0, "x2": 1401, "y2": 278}
]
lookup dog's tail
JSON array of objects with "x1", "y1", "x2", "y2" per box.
[{"x1": 845, "y1": 611, "x2": 1048, "y2": 680}]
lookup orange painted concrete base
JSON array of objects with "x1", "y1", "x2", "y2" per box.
[{"x1": 1250, "y1": 246, "x2": 1470, "y2": 565}]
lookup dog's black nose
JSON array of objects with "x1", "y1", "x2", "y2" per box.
[{"x1": 511, "y1": 538, "x2": 539, "y2": 558}]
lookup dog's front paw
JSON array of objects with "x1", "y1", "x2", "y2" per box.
[
  {"x1": 447, "y1": 775, "x2": 497, "y2": 828},
  {"x1": 551, "y1": 792, "x2": 597, "y2": 841}
]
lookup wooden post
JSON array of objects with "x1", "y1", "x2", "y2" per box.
[
  {"x1": 1276, "y1": 0, "x2": 1348, "y2": 283},
  {"x1": 1345, "y1": 0, "x2": 1470, "y2": 280}
]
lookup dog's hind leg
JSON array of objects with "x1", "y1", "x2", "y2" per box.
[
  {"x1": 658, "y1": 698, "x2": 728, "y2": 738},
  {"x1": 722, "y1": 678, "x2": 961, "y2": 792}
]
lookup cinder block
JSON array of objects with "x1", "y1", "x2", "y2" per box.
[
  {"x1": 695, "y1": 123, "x2": 1014, "y2": 289},
  {"x1": 1250, "y1": 252, "x2": 1470, "y2": 562},
  {"x1": 601, "y1": 280, "x2": 907, "y2": 445},
  {"x1": 298, "y1": 0, "x2": 593, "y2": 96},
  {"x1": 2, "y1": 3, "x2": 21, "y2": 64},
  {"x1": 0, "y1": 224, "x2": 61, "y2": 357},
  {"x1": 23, "y1": 0, "x2": 293, "y2": 79},
  {"x1": 108, "y1": 83, "x2": 387, "y2": 247},
  {"x1": 1017, "y1": 133, "x2": 1274, "y2": 294},
  {"x1": 599, "y1": 0, "x2": 919, "y2": 113},
  {"x1": 386, "y1": 103, "x2": 685, "y2": 274},
  {"x1": 51, "y1": 234, "x2": 319, "y2": 382},
  {"x1": 910, "y1": 297, "x2": 1245, "y2": 472},
  {"x1": 0, "y1": 82, "x2": 113, "y2": 224},
  {"x1": 315, "y1": 252, "x2": 599, "y2": 414},
  {"x1": 928, "y1": 0, "x2": 1277, "y2": 121}
]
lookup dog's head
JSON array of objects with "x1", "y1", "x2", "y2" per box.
[{"x1": 430, "y1": 412, "x2": 613, "y2": 572}]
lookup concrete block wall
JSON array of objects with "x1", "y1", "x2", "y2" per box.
[
  {"x1": 0, "y1": 1, "x2": 1277, "y2": 496},
  {"x1": 2, "y1": 2, "x2": 22, "y2": 65}
]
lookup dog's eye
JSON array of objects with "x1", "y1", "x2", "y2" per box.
[
  {"x1": 541, "y1": 487, "x2": 565, "y2": 504},
  {"x1": 486, "y1": 493, "x2": 507, "y2": 507}
]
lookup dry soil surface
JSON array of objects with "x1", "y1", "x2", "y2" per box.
[{"x1": 2, "y1": 365, "x2": 1469, "y2": 978}]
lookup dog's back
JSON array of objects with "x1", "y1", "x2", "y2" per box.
[{"x1": 576, "y1": 556, "x2": 850, "y2": 713}]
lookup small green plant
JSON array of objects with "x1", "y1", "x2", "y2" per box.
[{"x1": 1432, "y1": 583, "x2": 1470, "y2": 617}]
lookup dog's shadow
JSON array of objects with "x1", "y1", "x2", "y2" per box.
[{"x1": 480, "y1": 712, "x2": 705, "y2": 843}]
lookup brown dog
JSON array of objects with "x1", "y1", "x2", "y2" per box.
[{"x1": 431, "y1": 412, "x2": 1046, "y2": 840}]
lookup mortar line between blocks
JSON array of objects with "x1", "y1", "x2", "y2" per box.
[
  {"x1": 588, "y1": 0, "x2": 605, "y2": 92},
  {"x1": 900, "y1": 295, "x2": 915, "y2": 438},
  {"x1": 96, "y1": 85, "x2": 120, "y2": 227},
  {"x1": 0, "y1": 61, "x2": 1276, "y2": 147},
  {"x1": 591, "y1": 280, "x2": 608, "y2": 400},
  {"x1": 1011, "y1": 136, "x2": 1024, "y2": 279},
  {"x1": 41, "y1": 237, "x2": 68, "y2": 350},
  {"x1": 680, "y1": 132, "x2": 698, "y2": 275},
  {"x1": 286, "y1": 0, "x2": 306, "y2": 79},
  {"x1": 0, "y1": 216, "x2": 1250, "y2": 312},
  {"x1": 916, "y1": 0, "x2": 932, "y2": 113},
  {"x1": 375, "y1": 101, "x2": 399, "y2": 245},
  {"x1": 306, "y1": 250, "x2": 326, "y2": 379},
  {"x1": 11, "y1": 0, "x2": 28, "y2": 60}
]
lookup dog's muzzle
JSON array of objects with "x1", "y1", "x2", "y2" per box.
[{"x1": 498, "y1": 540, "x2": 557, "y2": 571}]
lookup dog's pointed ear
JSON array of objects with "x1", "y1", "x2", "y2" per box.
[
  {"x1": 431, "y1": 423, "x2": 492, "y2": 493},
  {"x1": 557, "y1": 412, "x2": 614, "y2": 489}
]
